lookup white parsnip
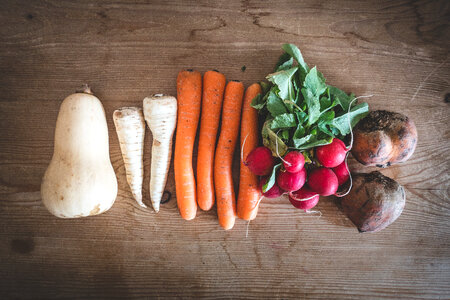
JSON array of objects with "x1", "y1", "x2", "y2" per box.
[
  {"x1": 143, "y1": 94, "x2": 177, "y2": 213},
  {"x1": 113, "y1": 107, "x2": 146, "y2": 208}
]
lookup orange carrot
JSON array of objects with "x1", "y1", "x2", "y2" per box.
[
  {"x1": 214, "y1": 80, "x2": 244, "y2": 230},
  {"x1": 237, "y1": 83, "x2": 262, "y2": 221},
  {"x1": 174, "y1": 69, "x2": 202, "y2": 220},
  {"x1": 197, "y1": 70, "x2": 226, "y2": 211}
]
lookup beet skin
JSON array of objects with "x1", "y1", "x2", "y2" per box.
[{"x1": 339, "y1": 171, "x2": 405, "y2": 233}]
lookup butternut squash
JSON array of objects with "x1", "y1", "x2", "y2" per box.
[{"x1": 41, "y1": 86, "x2": 118, "y2": 218}]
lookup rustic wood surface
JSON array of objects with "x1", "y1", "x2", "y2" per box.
[{"x1": 0, "y1": 0, "x2": 449, "y2": 299}]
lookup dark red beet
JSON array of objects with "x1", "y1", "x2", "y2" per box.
[
  {"x1": 289, "y1": 187, "x2": 320, "y2": 210},
  {"x1": 333, "y1": 161, "x2": 350, "y2": 185},
  {"x1": 258, "y1": 177, "x2": 284, "y2": 198},
  {"x1": 340, "y1": 171, "x2": 405, "y2": 233},
  {"x1": 316, "y1": 138, "x2": 348, "y2": 168},
  {"x1": 308, "y1": 167, "x2": 339, "y2": 196},
  {"x1": 283, "y1": 151, "x2": 305, "y2": 173},
  {"x1": 277, "y1": 168, "x2": 306, "y2": 192},
  {"x1": 245, "y1": 147, "x2": 275, "y2": 176}
]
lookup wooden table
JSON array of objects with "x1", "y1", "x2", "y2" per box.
[{"x1": 1, "y1": 1, "x2": 449, "y2": 298}]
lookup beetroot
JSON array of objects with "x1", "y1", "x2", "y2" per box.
[
  {"x1": 308, "y1": 167, "x2": 339, "y2": 196},
  {"x1": 258, "y1": 177, "x2": 284, "y2": 198},
  {"x1": 333, "y1": 160, "x2": 350, "y2": 185},
  {"x1": 283, "y1": 151, "x2": 305, "y2": 173},
  {"x1": 245, "y1": 146, "x2": 275, "y2": 176},
  {"x1": 277, "y1": 168, "x2": 306, "y2": 192},
  {"x1": 339, "y1": 171, "x2": 405, "y2": 233},
  {"x1": 288, "y1": 187, "x2": 320, "y2": 211},
  {"x1": 316, "y1": 138, "x2": 348, "y2": 168}
]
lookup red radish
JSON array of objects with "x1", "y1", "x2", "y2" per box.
[
  {"x1": 283, "y1": 151, "x2": 305, "y2": 173},
  {"x1": 288, "y1": 187, "x2": 320, "y2": 210},
  {"x1": 277, "y1": 168, "x2": 306, "y2": 192},
  {"x1": 308, "y1": 167, "x2": 339, "y2": 196},
  {"x1": 245, "y1": 146, "x2": 275, "y2": 176},
  {"x1": 333, "y1": 160, "x2": 350, "y2": 185},
  {"x1": 316, "y1": 138, "x2": 348, "y2": 168},
  {"x1": 258, "y1": 177, "x2": 284, "y2": 198}
]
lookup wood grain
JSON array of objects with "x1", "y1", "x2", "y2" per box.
[{"x1": 0, "y1": 0, "x2": 449, "y2": 298}]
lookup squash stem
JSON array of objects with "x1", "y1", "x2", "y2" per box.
[{"x1": 76, "y1": 84, "x2": 93, "y2": 95}]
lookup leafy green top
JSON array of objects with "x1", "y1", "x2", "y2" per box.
[{"x1": 252, "y1": 44, "x2": 369, "y2": 157}]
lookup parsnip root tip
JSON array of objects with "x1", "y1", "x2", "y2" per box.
[
  {"x1": 151, "y1": 200, "x2": 160, "y2": 213},
  {"x1": 135, "y1": 195, "x2": 147, "y2": 208}
]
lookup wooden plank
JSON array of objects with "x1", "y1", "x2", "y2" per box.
[{"x1": 0, "y1": 0, "x2": 449, "y2": 298}]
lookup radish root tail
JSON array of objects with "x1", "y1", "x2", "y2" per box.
[
  {"x1": 246, "y1": 220, "x2": 251, "y2": 238},
  {"x1": 288, "y1": 192, "x2": 317, "y2": 202},
  {"x1": 284, "y1": 194, "x2": 322, "y2": 217},
  {"x1": 245, "y1": 195, "x2": 263, "y2": 238},
  {"x1": 334, "y1": 153, "x2": 353, "y2": 198},
  {"x1": 241, "y1": 134, "x2": 249, "y2": 164},
  {"x1": 305, "y1": 210, "x2": 322, "y2": 217},
  {"x1": 345, "y1": 95, "x2": 373, "y2": 151},
  {"x1": 252, "y1": 195, "x2": 264, "y2": 210}
]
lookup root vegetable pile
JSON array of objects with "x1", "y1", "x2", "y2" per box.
[
  {"x1": 44, "y1": 43, "x2": 416, "y2": 235},
  {"x1": 243, "y1": 44, "x2": 415, "y2": 233},
  {"x1": 249, "y1": 44, "x2": 370, "y2": 213},
  {"x1": 113, "y1": 43, "x2": 414, "y2": 233}
]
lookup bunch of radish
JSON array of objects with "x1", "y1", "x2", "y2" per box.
[{"x1": 244, "y1": 138, "x2": 351, "y2": 212}]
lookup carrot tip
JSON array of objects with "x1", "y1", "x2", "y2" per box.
[
  {"x1": 182, "y1": 214, "x2": 196, "y2": 221},
  {"x1": 198, "y1": 202, "x2": 213, "y2": 211},
  {"x1": 221, "y1": 224, "x2": 235, "y2": 230}
]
